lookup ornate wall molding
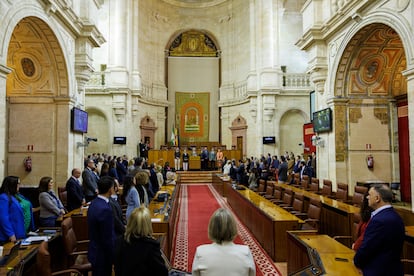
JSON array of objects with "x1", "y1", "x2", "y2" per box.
[{"x1": 168, "y1": 30, "x2": 218, "y2": 57}]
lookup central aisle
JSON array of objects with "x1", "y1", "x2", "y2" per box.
[{"x1": 171, "y1": 184, "x2": 281, "y2": 276}]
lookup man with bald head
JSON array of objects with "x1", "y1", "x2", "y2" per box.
[
  {"x1": 66, "y1": 168, "x2": 85, "y2": 211},
  {"x1": 354, "y1": 183, "x2": 405, "y2": 276}
]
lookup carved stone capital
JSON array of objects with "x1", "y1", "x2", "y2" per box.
[
  {"x1": 309, "y1": 68, "x2": 327, "y2": 94},
  {"x1": 263, "y1": 107, "x2": 275, "y2": 121}
]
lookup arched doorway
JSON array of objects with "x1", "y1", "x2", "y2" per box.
[
  {"x1": 279, "y1": 109, "x2": 308, "y2": 158},
  {"x1": 229, "y1": 115, "x2": 247, "y2": 157},
  {"x1": 6, "y1": 17, "x2": 70, "y2": 184},
  {"x1": 333, "y1": 23, "x2": 410, "y2": 201},
  {"x1": 140, "y1": 115, "x2": 157, "y2": 149}
]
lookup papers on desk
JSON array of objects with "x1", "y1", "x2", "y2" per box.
[
  {"x1": 21, "y1": 236, "x2": 50, "y2": 245},
  {"x1": 151, "y1": 218, "x2": 162, "y2": 222}
]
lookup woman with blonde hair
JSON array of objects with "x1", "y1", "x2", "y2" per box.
[
  {"x1": 192, "y1": 208, "x2": 256, "y2": 276},
  {"x1": 114, "y1": 206, "x2": 168, "y2": 276}
]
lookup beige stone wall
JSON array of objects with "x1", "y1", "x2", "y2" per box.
[{"x1": 0, "y1": 0, "x2": 103, "y2": 184}]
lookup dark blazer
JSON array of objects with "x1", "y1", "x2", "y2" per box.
[
  {"x1": 109, "y1": 197, "x2": 126, "y2": 238},
  {"x1": 65, "y1": 177, "x2": 84, "y2": 211},
  {"x1": 354, "y1": 207, "x2": 405, "y2": 276},
  {"x1": 114, "y1": 236, "x2": 168, "y2": 276},
  {"x1": 87, "y1": 197, "x2": 115, "y2": 276}
]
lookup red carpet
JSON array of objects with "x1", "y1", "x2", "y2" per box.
[{"x1": 171, "y1": 184, "x2": 282, "y2": 276}]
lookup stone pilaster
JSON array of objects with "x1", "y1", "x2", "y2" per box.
[{"x1": 0, "y1": 64, "x2": 12, "y2": 179}]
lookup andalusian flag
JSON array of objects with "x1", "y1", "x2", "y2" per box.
[
  {"x1": 170, "y1": 125, "x2": 176, "y2": 146},
  {"x1": 174, "y1": 125, "x2": 179, "y2": 146}
]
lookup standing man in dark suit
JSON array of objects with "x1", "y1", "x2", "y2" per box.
[
  {"x1": 87, "y1": 176, "x2": 116, "y2": 276},
  {"x1": 65, "y1": 168, "x2": 85, "y2": 211},
  {"x1": 354, "y1": 184, "x2": 405, "y2": 276},
  {"x1": 139, "y1": 140, "x2": 146, "y2": 158},
  {"x1": 82, "y1": 159, "x2": 99, "y2": 202},
  {"x1": 200, "y1": 147, "x2": 209, "y2": 171}
]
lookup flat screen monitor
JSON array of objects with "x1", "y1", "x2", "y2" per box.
[
  {"x1": 71, "y1": 107, "x2": 88, "y2": 133},
  {"x1": 312, "y1": 108, "x2": 332, "y2": 133},
  {"x1": 263, "y1": 136, "x2": 276, "y2": 144},
  {"x1": 113, "y1": 136, "x2": 127, "y2": 145}
]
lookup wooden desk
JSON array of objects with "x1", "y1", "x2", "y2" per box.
[
  {"x1": 147, "y1": 184, "x2": 180, "y2": 259},
  {"x1": 212, "y1": 173, "x2": 231, "y2": 197},
  {"x1": 0, "y1": 232, "x2": 63, "y2": 276},
  {"x1": 189, "y1": 156, "x2": 201, "y2": 170},
  {"x1": 0, "y1": 242, "x2": 38, "y2": 276},
  {"x1": 277, "y1": 183, "x2": 360, "y2": 247},
  {"x1": 287, "y1": 232, "x2": 360, "y2": 275},
  {"x1": 404, "y1": 226, "x2": 414, "y2": 261},
  {"x1": 406, "y1": 226, "x2": 414, "y2": 239},
  {"x1": 225, "y1": 182, "x2": 303, "y2": 261}
]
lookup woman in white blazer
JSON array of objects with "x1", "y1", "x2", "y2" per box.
[{"x1": 192, "y1": 208, "x2": 256, "y2": 276}]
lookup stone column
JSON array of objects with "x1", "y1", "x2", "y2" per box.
[
  {"x1": 258, "y1": 0, "x2": 280, "y2": 88},
  {"x1": 256, "y1": 92, "x2": 264, "y2": 155},
  {"x1": 107, "y1": 0, "x2": 128, "y2": 87},
  {"x1": 0, "y1": 64, "x2": 11, "y2": 179},
  {"x1": 131, "y1": 0, "x2": 142, "y2": 91}
]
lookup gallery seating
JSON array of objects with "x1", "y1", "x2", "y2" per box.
[
  {"x1": 402, "y1": 258, "x2": 414, "y2": 275},
  {"x1": 272, "y1": 187, "x2": 294, "y2": 207},
  {"x1": 307, "y1": 178, "x2": 319, "y2": 193},
  {"x1": 61, "y1": 217, "x2": 92, "y2": 275},
  {"x1": 255, "y1": 179, "x2": 267, "y2": 195},
  {"x1": 270, "y1": 185, "x2": 283, "y2": 202},
  {"x1": 297, "y1": 198, "x2": 322, "y2": 231},
  {"x1": 332, "y1": 182, "x2": 349, "y2": 201},
  {"x1": 37, "y1": 241, "x2": 82, "y2": 276},
  {"x1": 262, "y1": 181, "x2": 275, "y2": 199},
  {"x1": 349, "y1": 186, "x2": 368, "y2": 207},
  {"x1": 300, "y1": 175, "x2": 310, "y2": 190},
  {"x1": 319, "y1": 179, "x2": 332, "y2": 197},
  {"x1": 333, "y1": 212, "x2": 361, "y2": 245},
  {"x1": 58, "y1": 187, "x2": 67, "y2": 210},
  {"x1": 283, "y1": 193, "x2": 305, "y2": 215}
]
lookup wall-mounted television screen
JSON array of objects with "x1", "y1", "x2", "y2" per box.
[
  {"x1": 71, "y1": 107, "x2": 88, "y2": 133},
  {"x1": 312, "y1": 108, "x2": 332, "y2": 133},
  {"x1": 263, "y1": 136, "x2": 276, "y2": 144},
  {"x1": 113, "y1": 136, "x2": 127, "y2": 145}
]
